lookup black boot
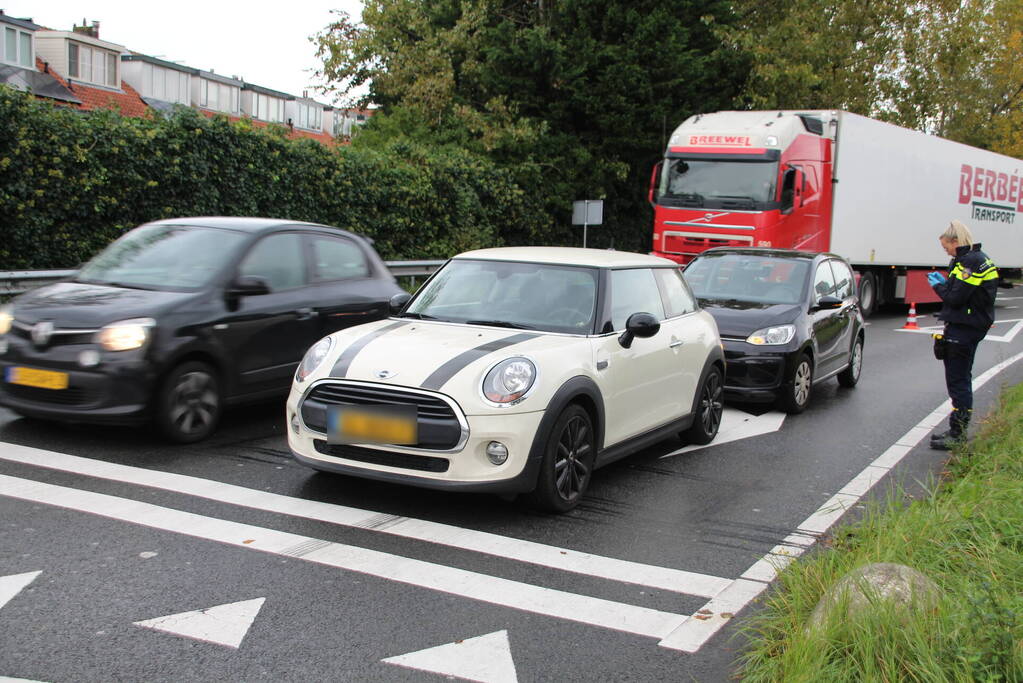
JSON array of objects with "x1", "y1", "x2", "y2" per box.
[{"x1": 930, "y1": 409, "x2": 970, "y2": 450}]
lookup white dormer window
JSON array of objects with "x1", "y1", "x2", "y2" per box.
[
  {"x1": 253, "y1": 93, "x2": 285, "y2": 123},
  {"x1": 2, "y1": 25, "x2": 33, "y2": 68},
  {"x1": 68, "y1": 41, "x2": 117, "y2": 87},
  {"x1": 200, "y1": 78, "x2": 240, "y2": 115},
  {"x1": 296, "y1": 102, "x2": 322, "y2": 131}
]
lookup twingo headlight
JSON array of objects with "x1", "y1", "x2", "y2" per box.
[
  {"x1": 746, "y1": 324, "x2": 796, "y2": 346},
  {"x1": 0, "y1": 305, "x2": 11, "y2": 336},
  {"x1": 296, "y1": 336, "x2": 333, "y2": 382},
  {"x1": 483, "y1": 357, "x2": 536, "y2": 404},
  {"x1": 95, "y1": 318, "x2": 155, "y2": 351}
]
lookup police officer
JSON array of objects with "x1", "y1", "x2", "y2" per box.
[{"x1": 927, "y1": 220, "x2": 999, "y2": 450}]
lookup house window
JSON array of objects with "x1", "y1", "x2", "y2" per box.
[
  {"x1": 296, "y1": 103, "x2": 322, "y2": 130},
  {"x1": 200, "y1": 78, "x2": 239, "y2": 114},
  {"x1": 67, "y1": 41, "x2": 118, "y2": 87},
  {"x1": 3, "y1": 26, "x2": 33, "y2": 68},
  {"x1": 253, "y1": 93, "x2": 285, "y2": 123}
]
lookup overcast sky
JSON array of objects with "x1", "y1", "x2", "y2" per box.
[{"x1": 2, "y1": 1, "x2": 366, "y2": 104}]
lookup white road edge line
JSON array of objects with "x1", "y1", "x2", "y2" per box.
[
  {"x1": 0, "y1": 445, "x2": 730, "y2": 599},
  {"x1": 658, "y1": 349, "x2": 1023, "y2": 652},
  {"x1": 0, "y1": 473, "x2": 688, "y2": 640}
]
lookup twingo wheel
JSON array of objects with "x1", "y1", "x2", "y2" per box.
[
  {"x1": 527, "y1": 403, "x2": 596, "y2": 513},
  {"x1": 684, "y1": 365, "x2": 724, "y2": 445},
  {"x1": 779, "y1": 353, "x2": 813, "y2": 414},
  {"x1": 157, "y1": 361, "x2": 222, "y2": 443},
  {"x1": 837, "y1": 335, "x2": 864, "y2": 388}
]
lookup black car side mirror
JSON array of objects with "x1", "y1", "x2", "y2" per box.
[
  {"x1": 228, "y1": 275, "x2": 271, "y2": 296},
  {"x1": 814, "y1": 295, "x2": 843, "y2": 310},
  {"x1": 389, "y1": 292, "x2": 412, "y2": 314},
  {"x1": 618, "y1": 312, "x2": 660, "y2": 349}
]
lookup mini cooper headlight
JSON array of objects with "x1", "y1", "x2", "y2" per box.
[
  {"x1": 296, "y1": 336, "x2": 333, "y2": 382},
  {"x1": 0, "y1": 306, "x2": 12, "y2": 336},
  {"x1": 95, "y1": 318, "x2": 156, "y2": 351},
  {"x1": 746, "y1": 324, "x2": 796, "y2": 346},
  {"x1": 483, "y1": 357, "x2": 536, "y2": 404}
]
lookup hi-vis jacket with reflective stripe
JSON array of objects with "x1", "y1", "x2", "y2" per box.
[{"x1": 933, "y1": 243, "x2": 999, "y2": 330}]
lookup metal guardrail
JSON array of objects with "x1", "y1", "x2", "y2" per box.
[{"x1": 0, "y1": 260, "x2": 446, "y2": 299}]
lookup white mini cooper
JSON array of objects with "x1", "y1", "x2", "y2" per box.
[{"x1": 286, "y1": 247, "x2": 724, "y2": 512}]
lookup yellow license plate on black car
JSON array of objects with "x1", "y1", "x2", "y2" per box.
[
  {"x1": 327, "y1": 405, "x2": 417, "y2": 445},
  {"x1": 5, "y1": 366, "x2": 70, "y2": 390}
]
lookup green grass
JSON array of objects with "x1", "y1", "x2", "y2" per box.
[{"x1": 738, "y1": 382, "x2": 1023, "y2": 682}]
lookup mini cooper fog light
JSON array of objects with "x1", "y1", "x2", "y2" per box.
[
  {"x1": 291, "y1": 413, "x2": 301, "y2": 435},
  {"x1": 78, "y1": 350, "x2": 100, "y2": 367},
  {"x1": 486, "y1": 441, "x2": 509, "y2": 465}
]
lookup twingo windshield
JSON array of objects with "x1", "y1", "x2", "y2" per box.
[
  {"x1": 404, "y1": 259, "x2": 599, "y2": 334},
  {"x1": 76, "y1": 224, "x2": 248, "y2": 291},
  {"x1": 684, "y1": 253, "x2": 810, "y2": 306},
  {"x1": 659, "y1": 158, "x2": 778, "y2": 209}
]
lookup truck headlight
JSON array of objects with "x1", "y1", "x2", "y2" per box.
[
  {"x1": 746, "y1": 324, "x2": 795, "y2": 345},
  {"x1": 95, "y1": 318, "x2": 155, "y2": 351},
  {"x1": 0, "y1": 306, "x2": 12, "y2": 336},
  {"x1": 483, "y1": 357, "x2": 536, "y2": 404},
  {"x1": 296, "y1": 336, "x2": 333, "y2": 382}
]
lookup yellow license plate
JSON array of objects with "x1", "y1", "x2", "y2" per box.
[
  {"x1": 6, "y1": 366, "x2": 70, "y2": 390},
  {"x1": 328, "y1": 405, "x2": 417, "y2": 445}
]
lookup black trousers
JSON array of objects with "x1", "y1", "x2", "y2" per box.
[{"x1": 942, "y1": 323, "x2": 986, "y2": 428}]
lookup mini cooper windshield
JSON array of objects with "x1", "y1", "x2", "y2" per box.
[
  {"x1": 404, "y1": 259, "x2": 599, "y2": 334},
  {"x1": 76, "y1": 224, "x2": 247, "y2": 291}
]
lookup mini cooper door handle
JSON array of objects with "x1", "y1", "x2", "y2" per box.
[{"x1": 669, "y1": 338, "x2": 684, "y2": 348}]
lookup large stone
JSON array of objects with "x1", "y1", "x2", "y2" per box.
[{"x1": 808, "y1": 562, "x2": 941, "y2": 631}]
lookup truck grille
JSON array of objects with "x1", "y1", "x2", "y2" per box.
[{"x1": 300, "y1": 381, "x2": 465, "y2": 451}]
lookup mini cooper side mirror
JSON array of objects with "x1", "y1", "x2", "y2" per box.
[
  {"x1": 618, "y1": 312, "x2": 660, "y2": 349},
  {"x1": 389, "y1": 292, "x2": 412, "y2": 314},
  {"x1": 229, "y1": 275, "x2": 271, "y2": 296}
]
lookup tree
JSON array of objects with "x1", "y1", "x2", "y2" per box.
[{"x1": 314, "y1": 0, "x2": 749, "y2": 251}]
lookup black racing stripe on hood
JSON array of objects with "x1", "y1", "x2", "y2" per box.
[
  {"x1": 331, "y1": 320, "x2": 408, "y2": 377},
  {"x1": 420, "y1": 332, "x2": 540, "y2": 391}
]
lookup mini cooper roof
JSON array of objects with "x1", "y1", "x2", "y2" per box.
[{"x1": 454, "y1": 247, "x2": 677, "y2": 268}]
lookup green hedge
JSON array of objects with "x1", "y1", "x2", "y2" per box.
[{"x1": 0, "y1": 87, "x2": 547, "y2": 269}]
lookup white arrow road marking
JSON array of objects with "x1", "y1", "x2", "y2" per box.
[
  {"x1": 895, "y1": 318, "x2": 1023, "y2": 343},
  {"x1": 0, "y1": 445, "x2": 729, "y2": 599},
  {"x1": 0, "y1": 571, "x2": 41, "y2": 611},
  {"x1": 658, "y1": 348, "x2": 1023, "y2": 652},
  {"x1": 660, "y1": 408, "x2": 786, "y2": 459},
  {"x1": 0, "y1": 677, "x2": 50, "y2": 682},
  {"x1": 383, "y1": 630, "x2": 518, "y2": 683},
  {"x1": 133, "y1": 598, "x2": 265, "y2": 649}
]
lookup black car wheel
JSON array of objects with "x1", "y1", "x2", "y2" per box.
[
  {"x1": 684, "y1": 366, "x2": 724, "y2": 445},
  {"x1": 779, "y1": 353, "x2": 813, "y2": 414},
  {"x1": 857, "y1": 271, "x2": 877, "y2": 318},
  {"x1": 157, "y1": 361, "x2": 222, "y2": 443},
  {"x1": 837, "y1": 336, "x2": 864, "y2": 388},
  {"x1": 528, "y1": 404, "x2": 595, "y2": 513}
]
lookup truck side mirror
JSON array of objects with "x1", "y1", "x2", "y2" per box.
[
  {"x1": 649, "y1": 161, "x2": 664, "y2": 206},
  {"x1": 780, "y1": 168, "x2": 797, "y2": 214}
]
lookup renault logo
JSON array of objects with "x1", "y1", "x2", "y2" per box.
[
  {"x1": 375, "y1": 369, "x2": 396, "y2": 379},
  {"x1": 31, "y1": 321, "x2": 54, "y2": 346}
]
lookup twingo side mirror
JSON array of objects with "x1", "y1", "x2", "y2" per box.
[
  {"x1": 389, "y1": 292, "x2": 412, "y2": 314},
  {"x1": 814, "y1": 295, "x2": 843, "y2": 310},
  {"x1": 228, "y1": 275, "x2": 271, "y2": 296},
  {"x1": 618, "y1": 312, "x2": 660, "y2": 349}
]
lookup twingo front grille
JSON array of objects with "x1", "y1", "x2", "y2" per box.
[{"x1": 300, "y1": 380, "x2": 466, "y2": 451}]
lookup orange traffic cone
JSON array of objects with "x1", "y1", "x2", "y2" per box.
[{"x1": 902, "y1": 303, "x2": 920, "y2": 330}]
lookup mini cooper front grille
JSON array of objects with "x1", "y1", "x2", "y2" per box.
[
  {"x1": 301, "y1": 381, "x2": 464, "y2": 451},
  {"x1": 313, "y1": 440, "x2": 450, "y2": 472}
]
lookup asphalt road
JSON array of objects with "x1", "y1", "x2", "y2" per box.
[{"x1": 1, "y1": 299, "x2": 1022, "y2": 682}]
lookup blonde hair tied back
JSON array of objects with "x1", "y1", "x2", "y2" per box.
[{"x1": 940, "y1": 219, "x2": 974, "y2": 247}]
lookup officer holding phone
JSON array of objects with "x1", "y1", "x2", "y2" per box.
[{"x1": 927, "y1": 220, "x2": 999, "y2": 450}]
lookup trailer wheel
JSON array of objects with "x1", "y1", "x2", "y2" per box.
[{"x1": 857, "y1": 271, "x2": 877, "y2": 318}]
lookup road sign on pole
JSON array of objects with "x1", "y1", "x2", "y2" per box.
[{"x1": 572, "y1": 200, "x2": 603, "y2": 248}]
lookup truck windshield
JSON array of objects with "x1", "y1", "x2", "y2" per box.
[{"x1": 660, "y1": 159, "x2": 778, "y2": 207}]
